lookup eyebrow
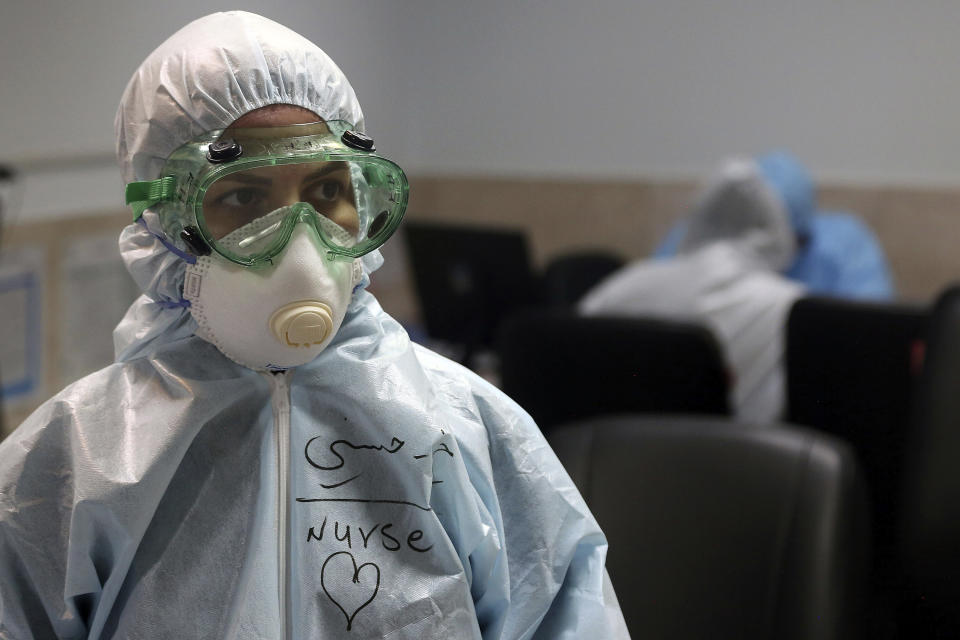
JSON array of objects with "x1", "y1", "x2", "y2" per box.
[
  {"x1": 215, "y1": 163, "x2": 349, "y2": 187},
  {"x1": 302, "y1": 163, "x2": 350, "y2": 183},
  {"x1": 217, "y1": 173, "x2": 272, "y2": 186}
]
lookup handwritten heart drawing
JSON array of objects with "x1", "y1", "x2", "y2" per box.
[{"x1": 321, "y1": 551, "x2": 381, "y2": 631}]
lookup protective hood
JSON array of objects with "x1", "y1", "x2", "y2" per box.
[
  {"x1": 755, "y1": 151, "x2": 816, "y2": 240},
  {"x1": 115, "y1": 11, "x2": 364, "y2": 185},
  {"x1": 679, "y1": 156, "x2": 797, "y2": 272},
  {"x1": 112, "y1": 11, "x2": 380, "y2": 362}
]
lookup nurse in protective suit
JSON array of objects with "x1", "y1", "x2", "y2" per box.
[
  {"x1": 0, "y1": 12, "x2": 628, "y2": 639},
  {"x1": 655, "y1": 151, "x2": 895, "y2": 300}
]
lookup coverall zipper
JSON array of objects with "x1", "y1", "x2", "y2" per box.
[{"x1": 268, "y1": 371, "x2": 293, "y2": 640}]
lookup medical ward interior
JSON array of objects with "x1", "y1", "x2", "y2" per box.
[{"x1": 6, "y1": 1, "x2": 960, "y2": 637}]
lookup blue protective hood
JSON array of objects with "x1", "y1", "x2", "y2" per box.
[{"x1": 755, "y1": 151, "x2": 816, "y2": 239}]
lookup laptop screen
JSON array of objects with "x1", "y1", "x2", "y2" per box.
[{"x1": 403, "y1": 221, "x2": 536, "y2": 356}]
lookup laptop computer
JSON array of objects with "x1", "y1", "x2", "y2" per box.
[{"x1": 403, "y1": 221, "x2": 537, "y2": 361}]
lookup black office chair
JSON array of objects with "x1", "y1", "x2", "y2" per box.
[
  {"x1": 549, "y1": 415, "x2": 870, "y2": 640},
  {"x1": 497, "y1": 310, "x2": 729, "y2": 431},
  {"x1": 900, "y1": 285, "x2": 960, "y2": 633},
  {"x1": 539, "y1": 250, "x2": 625, "y2": 308},
  {"x1": 785, "y1": 296, "x2": 927, "y2": 552}
]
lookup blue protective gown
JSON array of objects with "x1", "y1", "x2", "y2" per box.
[{"x1": 654, "y1": 152, "x2": 895, "y2": 300}]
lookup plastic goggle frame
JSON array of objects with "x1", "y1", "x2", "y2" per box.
[{"x1": 125, "y1": 120, "x2": 409, "y2": 267}]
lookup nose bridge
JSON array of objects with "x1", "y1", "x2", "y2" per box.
[
  {"x1": 289, "y1": 205, "x2": 322, "y2": 243},
  {"x1": 280, "y1": 203, "x2": 354, "y2": 264},
  {"x1": 286, "y1": 205, "x2": 337, "y2": 263},
  {"x1": 292, "y1": 204, "x2": 326, "y2": 245},
  {"x1": 294, "y1": 204, "x2": 315, "y2": 226}
]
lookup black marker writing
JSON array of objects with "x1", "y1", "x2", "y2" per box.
[
  {"x1": 321, "y1": 473, "x2": 361, "y2": 490},
  {"x1": 335, "y1": 522, "x2": 352, "y2": 548},
  {"x1": 407, "y1": 529, "x2": 433, "y2": 553},
  {"x1": 380, "y1": 524, "x2": 401, "y2": 551},
  {"x1": 308, "y1": 519, "x2": 327, "y2": 542},
  {"x1": 305, "y1": 436, "x2": 406, "y2": 471},
  {"x1": 306, "y1": 516, "x2": 433, "y2": 554},
  {"x1": 321, "y1": 551, "x2": 380, "y2": 631},
  {"x1": 296, "y1": 497, "x2": 432, "y2": 511},
  {"x1": 413, "y1": 442, "x2": 455, "y2": 460},
  {"x1": 359, "y1": 524, "x2": 379, "y2": 547}
]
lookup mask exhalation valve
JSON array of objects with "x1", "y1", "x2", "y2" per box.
[{"x1": 269, "y1": 300, "x2": 334, "y2": 347}]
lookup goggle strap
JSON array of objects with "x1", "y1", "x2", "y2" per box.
[{"x1": 125, "y1": 176, "x2": 177, "y2": 221}]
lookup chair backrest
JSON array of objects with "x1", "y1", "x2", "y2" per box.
[
  {"x1": 539, "y1": 250, "x2": 625, "y2": 308},
  {"x1": 549, "y1": 415, "x2": 870, "y2": 640},
  {"x1": 785, "y1": 296, "x2": 927, "y2": 551},
  {"x1": 497, "y1": 310, "x2": 729, "y2": 431},
  {"x1": 900, "y1": 285, "x2": 960, "y2": 629}
]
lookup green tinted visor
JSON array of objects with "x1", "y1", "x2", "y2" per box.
[{"x1": 125, "y1": 120, "x2": 409, "y2": 266}]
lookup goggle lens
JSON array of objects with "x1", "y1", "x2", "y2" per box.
[
  {"x1": 202, "y1": 161, "x2": 359, "y2": 241},
  {"x1": 197, "y1": 158, "x2": 405, "y2": 263}
]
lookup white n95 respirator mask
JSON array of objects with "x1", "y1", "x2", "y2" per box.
[{"x1": 184, "y1": 224, "x2": 362, "y2": 371}]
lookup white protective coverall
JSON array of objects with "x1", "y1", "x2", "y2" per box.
[
  {"x1": 0, "y1": 12, "x2": 629, "y2": 640},
  {"x1": 580, "y1": 158, "x2": 805, "y2": 424}
]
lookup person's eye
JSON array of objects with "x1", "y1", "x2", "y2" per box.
[
  {"x1": 216, "y1": 187, "x2": 265, "y2": 208},
  {"x1": 306, "y1": 180, "x2": 342, "y2": 202}
]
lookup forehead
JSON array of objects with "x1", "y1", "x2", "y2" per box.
[
  {"x1": 214, "y1": 161, "x2": 351, "y2": 184},
  {"x1": 228, "y1": 104, "x2": 323, "y2": 129},
  {"x1": 219, "y1": 104, "x2": 333, "y2": 146}
]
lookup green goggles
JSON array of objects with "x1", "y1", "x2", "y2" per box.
[{"x1": 125, "y1": 120, "x2": 409, "y2": 266}]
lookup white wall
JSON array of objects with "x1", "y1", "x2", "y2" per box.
[
  {"x1": 398, "y1": 0, "x2": 960, "y2": 185},
  {"x1": 4, "y1": 0, "x2": 960, "y2": 223}
]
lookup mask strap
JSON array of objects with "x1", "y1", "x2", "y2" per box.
[
  {"x1": 155, "y1": 295, "x2": 191, "y2": 309},
  {"x1": 134, "y1": 217, "x2": 196, "y2": 310},
  {"x1": 350, "y1": 259, "x2": 364, "y2": 294},
  {"x1": 136, "y1": 218, "x2": 197, "y2": 265}
]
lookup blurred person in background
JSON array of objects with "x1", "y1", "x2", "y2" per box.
[
  {"x1": 580, "y1": 156, "x2": 805, "y2": 423},
  {"x1": 0, "y1": 12, "x2": 627, "y2": 639},
  {"x1": 654, "y1": 151, "x2": 895, "y2": 300}
]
